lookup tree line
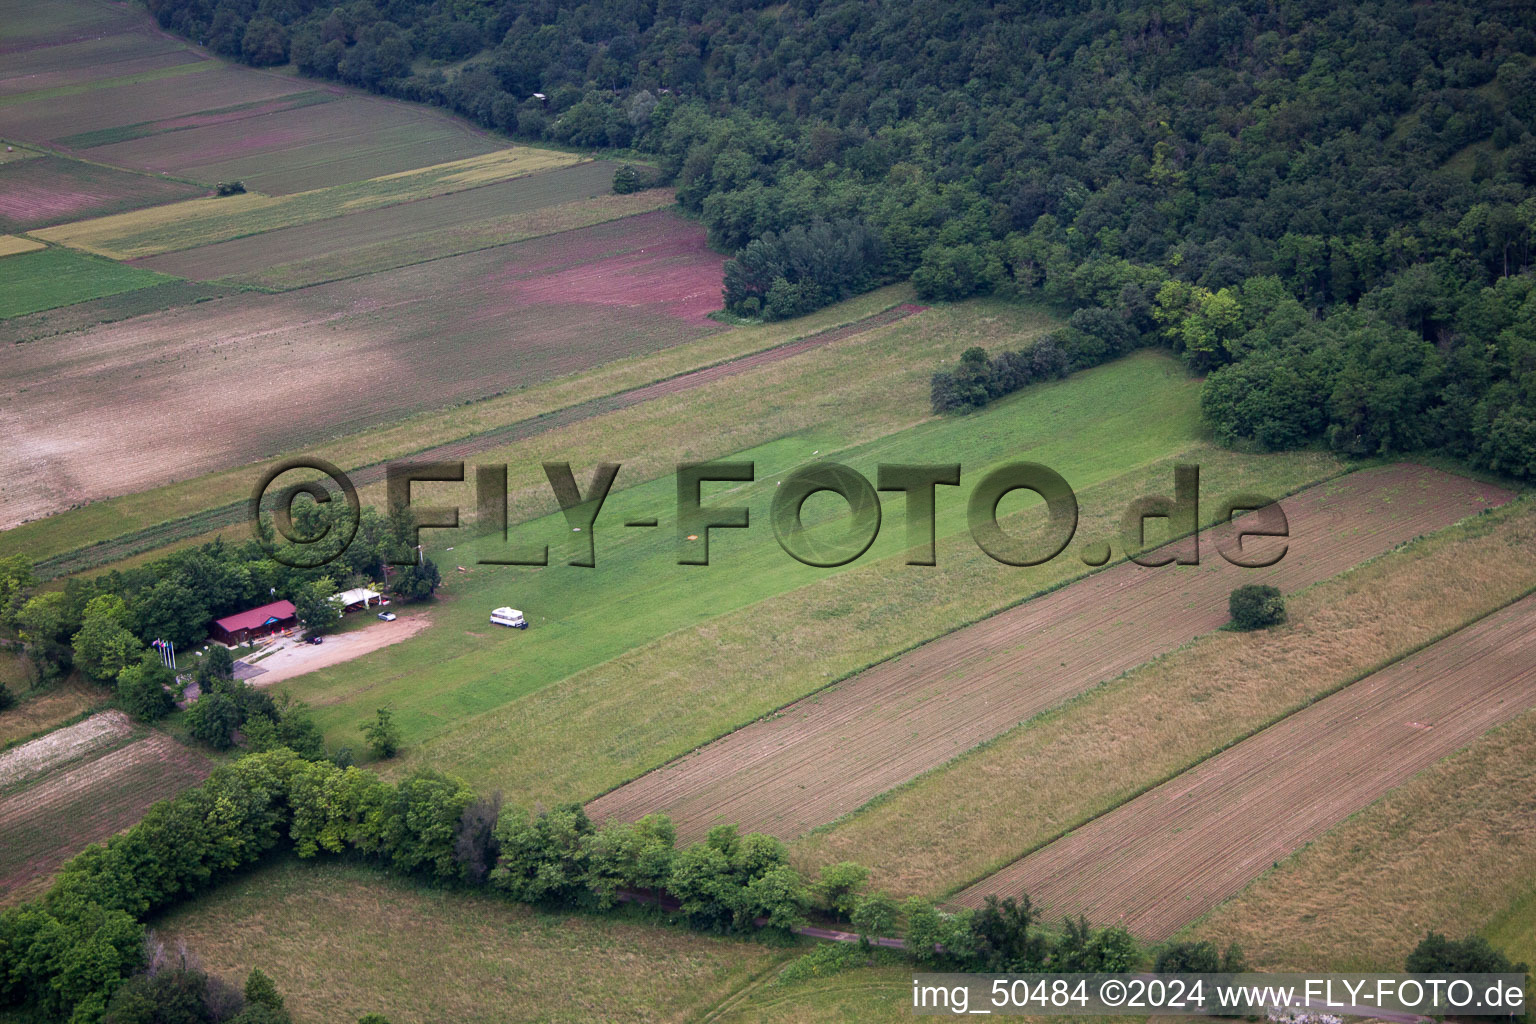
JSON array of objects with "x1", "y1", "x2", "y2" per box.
[
  {"x1": 0, "y1": 744, "x2": 1518, "y2": 1020},
  {"x1": 0, "y1": 501, "x2": 439, "y2": 706},
  {"x1": 0, "y1": 746, "x2": 1150, "y2": 1022},
  {"x1": 141, "y1": 0, "x2": 1536, "y2": 473}
]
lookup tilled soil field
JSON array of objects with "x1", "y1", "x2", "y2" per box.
[
  {"x1": 0, "y1": 731, "x2": 212, "y2": 903},
  {"x1": 952, "y1": 591, "x2": 1536, "y2": 938},
  {"x1": 0, "y1": 155, "x2": 204, "y2": 232},
  {"x1": 586, "y1": 465, "x2": 1511, "y2": 842},
  {"x1": 0, "y1": 709, "x2": 132, "y2": 791},
  {"x1": 0, "y1": 209, "x2": 724, "y2": 528}
]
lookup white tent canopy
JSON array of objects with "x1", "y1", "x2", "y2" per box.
[{"x1": 332, "y1": 587, "x2": 382, "y2": 608}]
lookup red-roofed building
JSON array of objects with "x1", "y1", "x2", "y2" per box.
[{"x1": 209, "y1": 600, "x2": 297, "y2": 646}]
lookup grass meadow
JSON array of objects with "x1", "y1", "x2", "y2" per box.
[
  {"x1": 156, "y1": 858, "x2": 791, "y2": 1024},
  {"x1": 0, "y1": 247, "x2": 174, "y2": 318}
]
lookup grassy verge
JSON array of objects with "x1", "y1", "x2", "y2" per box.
[
  {"x1": 789, "y1": 499, "x2": 1536, "y2": 898},
  {"x1": 156, "y1": 858, "x2": 791, "y2": 1024}
]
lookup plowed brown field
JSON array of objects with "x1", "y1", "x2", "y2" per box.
[
  {"x1": 0, "y1": 210, "x2": 723, "y2": 528},
  {"x1": 0, "y1": 731, "x2": 211, "y2": 903},
  {"x1": 586, "y1": 465, "x2": 1510, "y2": 842},
  {"x1": 953, "y1": 591, "x2": 1536, "y2": 938}
]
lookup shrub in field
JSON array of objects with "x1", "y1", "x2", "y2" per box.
[
  {"x1": 72, "y1": 596, "x2": 143, "y2": 684},
  {"x1": 0, "y1": 682, "x2": 14, "y2": 712},
  {"x1": 242, "y1": 969, "x2": 284, "y2": 1015},
  {"x1": 612, "y1": 164, "x2": 642, "y2": 194},
  {"x1": 1228, "y1": 584, "x2": 1287, "y2": 631},
  {"x1": 389, "y1": 559, "x2": 442, "y2": 602},
  {"x1": 186, "y1": 692, "x2": 241, "y2": 750},
  {"x1": 361, "y1": 707, "x2": 401, "y2": 759},
  {"x1": 490, "y1": 803, "x2": 594, "y2": 906},
  {"x1": 666, "y1": 825, "x2": 809, "y2": 933},
  {"x1": 1154, "y1": 939, "x2": 1247, "y2": 972},
  {"x1": 576, "y1": 812, "x2": 675, "y2": 909},
  {"x1": 1051, "y1": 916, "x2": 1137, "y2": 971},
  {"x1": 215, "y1": 181, "x2": 247, "y2": 196},
  {"x1": 451, "y1": 793, "x2": 503, "y2": 886},
  {"x1": 776, "y1": 942, "x2": 865, "y2": 986}
]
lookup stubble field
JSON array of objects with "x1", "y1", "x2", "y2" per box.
[
  {"x1": 950, "y1": 592, "x2": 1536, "y2": 937},
  {"x1": 791, "y1": 498, "x2": 1536, "y2": 899},
  {"x1": 588, "y1": 465, "x2": 1510, "y2": 842}
]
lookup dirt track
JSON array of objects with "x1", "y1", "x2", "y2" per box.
[
  {"x1": 245, "y1": 613, "x2": 430, "y2": 686},
  {"x1": 952, "y1": 591, "x2": 1536, "y2": 938},
  {"x1": 586, "y1": 465, "x2": 1511, "y2": 842}
]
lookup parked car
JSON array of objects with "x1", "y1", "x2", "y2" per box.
[
  {"x1": 306, "y1": 635, "x2": 323, "y2": 645},
  {"x1": 378, "y1": 612, "x2": 397, "y2": 621}
]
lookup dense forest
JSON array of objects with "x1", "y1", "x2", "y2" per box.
[{"x1": 146, "y1": 0, "x2": 1536, "y2": 476}]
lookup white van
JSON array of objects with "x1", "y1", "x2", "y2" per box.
[{"x1": 490, "y1": 607, "x2": 528, "y2": 629}]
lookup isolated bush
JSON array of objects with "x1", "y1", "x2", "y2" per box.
[
  {"x1": 1228, "y1": 584, "x2": 1286, "y2": 630},
  {"x1": 612, "y1": 164, "x2": 642, "y2": 194},
  {"x1": 361, "y1": 707, "x2": 401, "y2": 758},
  {"x1": 215, "y1": 181, "x2": 247, "y2": 196}
]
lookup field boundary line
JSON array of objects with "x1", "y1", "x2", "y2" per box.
[
  {"x1": 578, "y1": 460, "x2": 1364, "y2": 809},
  {"x1": 25, "y1": 302, "x2": 926, "y2": 579},
  {"x1": 935, "y1": 565, "x2": 1536, "y2": 904}
]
